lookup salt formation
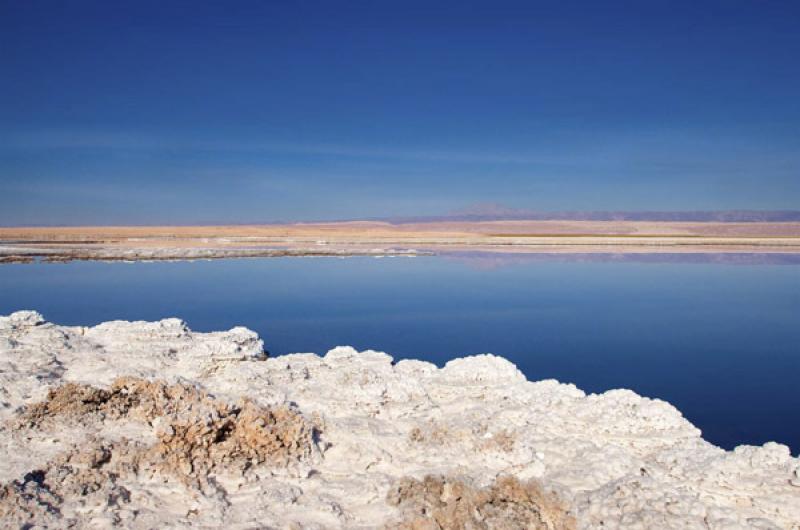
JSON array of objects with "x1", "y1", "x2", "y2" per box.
[{"x1": 0, "y1": 311, "x2": 798, "y2": 529}]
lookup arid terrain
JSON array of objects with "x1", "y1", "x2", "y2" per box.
[
  {"x1": 2, "y1": 311, "x2": 799, "y2": 528},
  {"x1": 2, "y1": 220, "x2": 800, "y2": 263}
]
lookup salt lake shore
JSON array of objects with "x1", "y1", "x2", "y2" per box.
[
  {"x1": 3, "y1": 221, "x2": 800, "y2": 264},
  {"x1": 1, "y1": 312, "x2": 798, "y2": 529}
]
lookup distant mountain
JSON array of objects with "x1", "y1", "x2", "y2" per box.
[{"x1": 380, "y1": 204, "x2": 800, "y2": 223}]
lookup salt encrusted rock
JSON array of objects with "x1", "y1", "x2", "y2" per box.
[
  {"x1": 440, "y1": 353, "x2": 526, "y2": 385},
  {"x1": 0, "y1": 310, "x2": 46, "y2": 329},
  {"x1": 0, "y1": 311, "x2": 798, "y2": 529}
]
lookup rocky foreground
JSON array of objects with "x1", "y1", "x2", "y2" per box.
[{"x1": 0, "y1": 312, "x2": 798, "y2": 529}]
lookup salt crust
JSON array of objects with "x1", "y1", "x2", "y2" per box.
[{"x1": 1, "y1": 311, "x2": 798, "y2": 529}]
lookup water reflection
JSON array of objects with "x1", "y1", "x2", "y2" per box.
[{"x1": 446, "y1": 251, "x2": 800, "y2": 270}]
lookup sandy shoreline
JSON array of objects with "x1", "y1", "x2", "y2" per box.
[
  {"x1": 2, "y1": 221, "x2": 800, "y2": 263},
  {"x1": 1, "y1": 311, "x2": 798, "y2": 528}
]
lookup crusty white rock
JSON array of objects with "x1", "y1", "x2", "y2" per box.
[{"x1": 0, "y1": 311, "x2": 798, "y2": 529}]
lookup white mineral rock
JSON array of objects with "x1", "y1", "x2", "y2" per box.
[{"x1": 0, "y1": 311, "x2": 797, "y2": 529}]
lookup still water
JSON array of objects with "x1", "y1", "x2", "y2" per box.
[{"x1": 1, "y1": 255, "x2": 798, "y2": 452}]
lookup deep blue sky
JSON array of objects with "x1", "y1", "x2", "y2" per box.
[{"x1": 1, "y1": 1, "x2": 798, "y2": 225}]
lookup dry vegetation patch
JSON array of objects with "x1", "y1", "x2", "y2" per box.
[
  {"x1": 386, "y1": 474, "x2": 575, "y2": 530},
  {"x1": 17, "y1": 377, "x2": 318, "y2": 479},
  {"x1": 2, "y1": 378, "x2": 319, "y2": 526}
]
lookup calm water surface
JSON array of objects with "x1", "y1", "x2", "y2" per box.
[{"x1": 1, "y1": 256, "x2": 798, "y2": 453}]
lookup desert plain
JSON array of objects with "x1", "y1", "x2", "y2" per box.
[{"x1": 2, "y1": 220, "x2": 800, "y2": 263}]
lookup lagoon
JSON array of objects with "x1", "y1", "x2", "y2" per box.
[{"x1": 1, "y1": 255, "x2": 798, "y2": 452}]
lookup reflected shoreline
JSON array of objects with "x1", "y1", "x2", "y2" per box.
[
  {"x1": 446, "y1": 251, "x2": 800, "y2": 268},
  {"x1": 3, "y1": 249, "x2": 800, "y2": 266}
]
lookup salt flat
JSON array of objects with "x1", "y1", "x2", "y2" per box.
[
  {"x1": 1, "y1": 311, "x2": 798, "y2": 528},
  {"x1": 2, "y1": 221, "x2": 800, "y2": 263}
]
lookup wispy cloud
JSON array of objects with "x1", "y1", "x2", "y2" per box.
[
  {"x1": 0, "y1": 130, "x2": 575, "y2": 166},
  {"x1": 4, "y1": 127, "x2": 799, "y2": 178}
]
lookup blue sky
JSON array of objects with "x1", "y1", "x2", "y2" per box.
[{"x1": 1, "y1": 1, "x2": 798, "y2": 225}]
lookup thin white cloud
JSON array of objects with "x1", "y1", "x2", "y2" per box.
[{"x1": 0, "y1": 130, "x2": 574, "y2": 166}]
